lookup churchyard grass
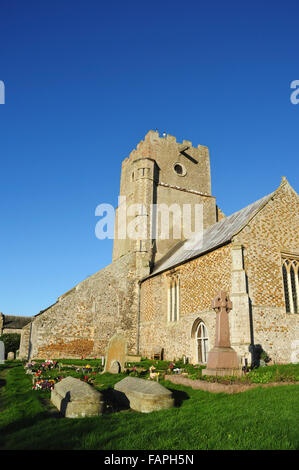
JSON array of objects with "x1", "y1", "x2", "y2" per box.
[{"x1": 1, "y1": 361, "x2": 299, "y2": 450}]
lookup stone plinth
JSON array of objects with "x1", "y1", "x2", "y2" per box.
[
  {"x1": 204, "y1": 346, "x2": 241, "y2": 376},
  {"x1": 114, "y1": 376, "x2": 174, "y2": 413},
  {"x1": 51, "y1": 376, "x2": 104, "y2": 418}
]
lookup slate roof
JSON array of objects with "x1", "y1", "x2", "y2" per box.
[
  {"x1": 3, "y1": 315, "x2": 33, "y2": 329},
  {"x1": 149, "y1": 191, "x2": 275, "y2": 278}
]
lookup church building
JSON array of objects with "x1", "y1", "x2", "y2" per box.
[{"x1": 19, "y1": 131, "x2": 299, "y2": 365}]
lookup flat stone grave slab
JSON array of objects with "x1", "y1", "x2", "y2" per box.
[
  {"x1": 114, "y1": 376, "x2": 175, "y2": 413},
  {"x1": 51, "y1": 376, "x2": 104, "y2": 418}
]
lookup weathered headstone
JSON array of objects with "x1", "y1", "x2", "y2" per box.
[
  {"x1": 104, "y1": 333, "x2": 128, "y2": 374},
  {"x1": 0, "y1": 341, "x2": 4, "y2": 364},
  {"x1": 51, "y1": 376, "x2": 104, "y2": 418},
  {"x1": 114, "y1": 376, "x2": 175, "y2": 413},
  {"x1": 203, "y1": 291, "x2": 242, "y2": 377},
  {"x1": 109, "y1": 360, "x2": 121, "y2": 374},
  {"x1": 7, "y1": 352, "x2": 14, "y2": 360}
]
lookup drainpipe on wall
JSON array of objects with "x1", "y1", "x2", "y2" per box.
[
  {"x1": 28, "y1": 321, "x2": 33, "y2": 361},
  {"x1": 136, "y1": 280, "x2": 141, "y2": 356}
]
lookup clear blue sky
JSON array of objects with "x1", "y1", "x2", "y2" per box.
[{"x1": 0, "y1": 1, "x2": 298, "y2": 316}]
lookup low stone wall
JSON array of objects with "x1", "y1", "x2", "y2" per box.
[{"x1": 164, "y1": 374, "x2": 297, "y2": 394}]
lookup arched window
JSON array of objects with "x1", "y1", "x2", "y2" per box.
[
  {"x1": 282, "y1": 256, "x2": 299, "y2": 314},
  {"x1": 167, "y1": 272, "x2": 180, "y2": 322},
  {"x1": 196, "y1": 322, "x2": 209, "y2": 363}
]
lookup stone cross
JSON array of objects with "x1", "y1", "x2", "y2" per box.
[
  {"x1": 212, "y1": 291, "x2": 233, "y2": 349},
  {"x1": 203, "y1": 290, "x2": 241, "y2": 377}
]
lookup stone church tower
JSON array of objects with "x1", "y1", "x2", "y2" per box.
[{"x1": 113, "y1": 130, "x2": 218, "y2": 278}]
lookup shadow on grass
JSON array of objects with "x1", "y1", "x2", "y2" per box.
[
  {"x1": 0, "y1": 409, "x2": 54, "y2": 445},
  {"x1": 0, "y1": 378, "x2": 6, "y2": 389},
  {"x1": 168, "y1": 388, "x2": 190, "y2": 407},
  {"x1": 101, "y1": 387, "x2": 130, "y2": 413}
]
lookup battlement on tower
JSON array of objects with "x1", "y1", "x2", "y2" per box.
[{"x1": 121, "y1": 130, "x2": 209, "y2": 166}]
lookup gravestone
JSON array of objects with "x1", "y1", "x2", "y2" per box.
[
  {"x1": 203, "y1": 291, "x2": 242, "y2": 377},
  {"x1": 104, "y1": 333, "x2": 128, "y2": 374},
  {"x1": 0, "y1": 341, "x2": 4, "y2": 364},
  {"x1": 51, "y1": 376, "x2": 104, "y2": 418},
  {"x1": 7, "y1": 352, "x2": 14, "y2": 360},
  {"x1": 114, "y1": 376, "x2": 175, "y2": 413},
  {"x1": 109, "y1": 360, "x2": 121, "y2": 374}
]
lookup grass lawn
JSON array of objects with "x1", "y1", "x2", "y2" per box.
[{"x1": 0, "y1": 361, "x2": 299, "y2": 450}]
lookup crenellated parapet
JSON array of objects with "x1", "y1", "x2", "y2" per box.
[{"x1": 122, "y1": 130, "x2": 209, "y2": 163}]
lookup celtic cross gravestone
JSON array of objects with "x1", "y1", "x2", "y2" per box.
[{"x1": 203, "y1": 291, "x2": 242, "y2": 377}]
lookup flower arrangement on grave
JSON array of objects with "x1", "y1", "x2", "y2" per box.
[
  {"x1": 149, "y1": 366, "x2": 160, "y2": 381},
  {"x1": 32, "y1": 376, "x2": 63, "y2": 391},
  {"x1": 40, "y1": 360, "x2": 58, "y2": 370},
  {"x1": 25, "y1": 359, "x2": 58, "y2": 374},
  {"x1": 82, "y1": 374, "x2": 95, "y2": 385},
  {"x1": 129, "y1": 366, "x2": 137, "y2": 375}
]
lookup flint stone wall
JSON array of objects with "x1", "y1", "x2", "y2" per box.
[
  {"x1": 139, "y1": 244, "x2": 231, "y2": 363},
  {"x1": 233, "y1": 182, "x2": 299, "y2": 363},
  {"x1": 21, "y1": 253, "x2": 139, "y2": 359}
]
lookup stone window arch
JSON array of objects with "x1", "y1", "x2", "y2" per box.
[
  {"x1": 196, "y1": 322, "x2": 209, "y2": 363},
  {"x1": 282, "y1": 255, "x2": 299, "y2": 314},
  {"x1": 191, "y1": 319, "x2": 209, "y2": 364},
  {"x1": 167, "y1": 272, "x2": 180, "y2": 322}
]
